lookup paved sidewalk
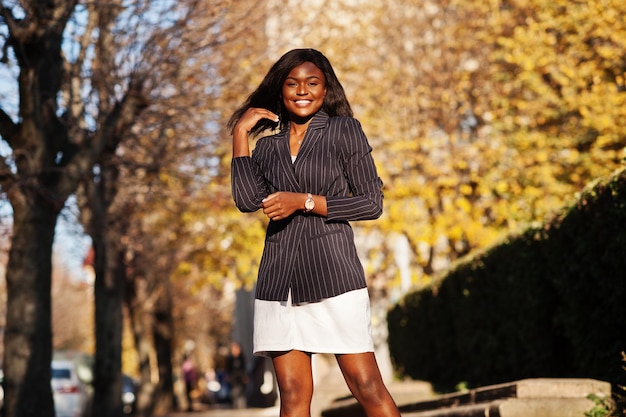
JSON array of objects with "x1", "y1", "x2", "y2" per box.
[
  {"x1": 169, "y1": 354, "x2": 348, "y2": 417},
  {"x1": 168, "y1": 405, "x2": 280, "y2": 417},
  {"x1": 168, "y1": 354, "x2": 433, "y2": 417}
]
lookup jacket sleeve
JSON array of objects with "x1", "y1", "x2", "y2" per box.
[
  {"x1": 231, "y1": 156, "x2": 268, "y2": 212},
  {"x1": 326, "y1": 118, "x2": 383, "y2": 222}
]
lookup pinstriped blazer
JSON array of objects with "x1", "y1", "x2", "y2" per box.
[{"x1": 231, "y1": 111, "x2": 383, "y2": 304}]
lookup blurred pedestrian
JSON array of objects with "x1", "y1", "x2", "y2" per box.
[
  {"x1": 181, "y1": 354, "x2": 197, "y2": 411},
  {"x1": 226, "y1": 341, "x2": 248, "y2": 409}
]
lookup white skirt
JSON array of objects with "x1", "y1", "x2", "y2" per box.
[{"x1": 253, "y1": 288, "x2": 374, "y2": 357}]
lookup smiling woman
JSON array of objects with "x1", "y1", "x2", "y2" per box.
[{"x1": 227, "y1": 48, "x2": 400, "y2": 417}]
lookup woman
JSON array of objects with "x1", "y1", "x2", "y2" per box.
[{"x1": 228, "y1": 48, "x2": 400, "y2": 417}]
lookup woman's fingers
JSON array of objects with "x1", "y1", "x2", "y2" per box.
[{"x1": 238, "y1": 108, "x2": 279, "y2": 132}]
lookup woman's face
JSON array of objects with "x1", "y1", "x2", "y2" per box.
[{"x1": 282, "y1": 61, "x2": 327, "y2": 123}]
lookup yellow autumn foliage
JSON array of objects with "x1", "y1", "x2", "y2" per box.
[{"x1": 172, "y1": 0, "x2": 626, "y2": 295}]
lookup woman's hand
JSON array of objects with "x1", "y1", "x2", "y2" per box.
[
  {"x1": 232, "y1": 108, "x2": 279, "y2": 157},
  {"x1": 260, "y1": 192, "x2": 305, "y2": 221},
  {"x1": 234, "y1": 107, "x2": 279, "y2": 134}
]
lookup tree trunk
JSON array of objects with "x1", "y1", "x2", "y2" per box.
[
  {"x1": 92, "y1": 237, "x2": 125, "y2": 417},
  {"x1": 126, "y1": 278, "x2": 157, "y2": 417},
  {"x1": 125, "y1": 262, "x2": 176, "y2": 416},
  {"x1": 81, "y1": 161, "x2": 126, "y2": 417},
  {"x1": 152, "y1": 281, "x2": 175, "y2": 414},
  {"x1": 3, "y1": 202, "x2": 59, "y2": 417}
]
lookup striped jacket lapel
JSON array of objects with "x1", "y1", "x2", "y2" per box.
[
  {"x1": 295, "y1": 111, "x2": 329, "y2": 163},
  {"x1": 272, "y1": 130, "x2": 301, "y2": 192}
]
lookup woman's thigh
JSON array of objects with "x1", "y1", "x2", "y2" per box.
[{"x1": 271, "y1": 350, "x2": 314, "y2": 400}]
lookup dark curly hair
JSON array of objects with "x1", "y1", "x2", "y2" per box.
[{"x1": 227, "y1": 48, "x2": 353, "y2": 136}]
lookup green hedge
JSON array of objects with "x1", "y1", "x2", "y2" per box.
[{"x1": 388, "y1": 167, "x2": 626, "y2": 394}]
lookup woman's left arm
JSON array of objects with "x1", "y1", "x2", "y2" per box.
[{"x1": 326, "y1": 118, "x2": 383, "y2": 222}]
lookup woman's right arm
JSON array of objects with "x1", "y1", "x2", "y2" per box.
[
  {"x1": 230, "y1": 108, "x2": 279, "y2": 211},
  {"x1": 232, "y1": 108, "x2": 279, "y2": 157}
]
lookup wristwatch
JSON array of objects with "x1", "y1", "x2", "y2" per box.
[{"x1": 304, "y1": 193, "x2": 315, "y2": 212}]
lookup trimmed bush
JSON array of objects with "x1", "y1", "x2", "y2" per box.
[{"x1": 388, "y1": 167, "x2": 626, "y2": 394}]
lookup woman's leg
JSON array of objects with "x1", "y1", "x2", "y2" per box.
[
  {"x1": 271, "y1": 350, "x2": 314, "y2": 417},
  {"x1": 336, "y1": 352, "x2": 401, "y2": 417}
]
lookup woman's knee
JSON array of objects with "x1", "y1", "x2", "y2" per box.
[
  {"x1": 281, "y1": 374, "x2": 313, "y2": 398},
  {"x1": 276, "y1": 375, "x2": 314, "y2": 415},
  {"x1": 337, "y1": 353, "x2": 387, "y2": 403},
  {"x1": 351, "y1": 374, "x2": 387, "y2": 403}
]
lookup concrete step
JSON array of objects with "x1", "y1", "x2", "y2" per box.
[
  {"x1": 321, "y1": 378, "x2": 612, "y2": 417},
  {"x1": 402, "y1": 398, "x2": 603, "y2": 417}
]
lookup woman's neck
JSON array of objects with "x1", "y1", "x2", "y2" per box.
[{"x1": 289, "y1": 116, "x2": 312, "y2": 137}]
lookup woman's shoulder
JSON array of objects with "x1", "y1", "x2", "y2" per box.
[
  {"x1": 254, "y1": 130, "x2": 283, "y2": 146},
  {"x1": 328, "y1": 115, "x2": 361, "y2": 127},
  {"x1": 327, "y1": 115, "x2": 364, "y2": 134}
]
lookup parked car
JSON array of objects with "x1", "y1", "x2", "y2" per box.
[
  {"x1": 52, "y1": 351, "x2": 94, "y2": 417},
  {"x1": 1, "y1": 352, "x2": 132, "y2": 417}
]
